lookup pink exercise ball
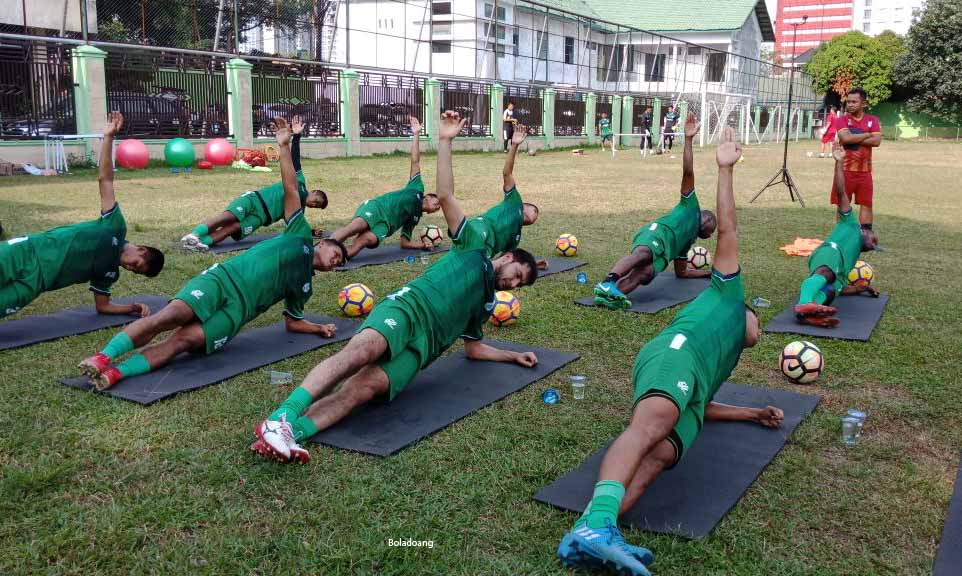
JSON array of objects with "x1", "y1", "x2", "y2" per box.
[
  {"x1": 204, "y1": 138, "x2": 235, "y2": 166},
  {"x1": 115, "y1": 139, "x2": 149, "y2": 169}
]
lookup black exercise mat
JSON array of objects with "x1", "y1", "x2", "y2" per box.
[
  {"x1": 59, "y1": 315, "x2": 357, "y2": 405},
  {"x1": 534, "y1": 383, "x2": 820, "y2": 539},
  {"x1": 206, "y1": 233, "x2": 279, "y2": 254},
  {"x1": 538, "y1": 258, "x2": 586, "y2": 278},
  {"x1": 934, "y1": 452, "x2": 962, "y2": 576},
  {"x1": 763, "y1": 293, "x2": 889, "y2": 342},
  {"x1": 310, "y1": 341, "x2": 579, "y2": 456},
  {"x1": 0, "y1": 295, "x2": 170, "y2": 352},
  {"x1": 336, "y1": 243, "x2": 449, "y2": 271},
  {"x1": 574, "y1": 272, "x2": 709, "y2": 314}
]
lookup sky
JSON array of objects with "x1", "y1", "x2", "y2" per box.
[{"x1": 765, "y1": 0, "x2": 778, "y2": 22}]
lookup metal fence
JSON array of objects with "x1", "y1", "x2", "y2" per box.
[
  {"x1": 252, "y1": 62, "x2": 340, "y2": 137},
  {"x1": 358, "y1": 72, "x2": 424, "y2": 137},
  {"x1": 104, "y1": 50, "x2": 229, "y2": 138},
  {"x1": 554, "y1": 91, "x2": 585, "y2": 136},
  {"x1": 439, "y1": 80, "x2": 490, "y2": 136},
  {"x1": 504, "y1": 85, "x2": 542, "y2": 136},
  {"x1": 0, "y1": 40, "x2": 75, "y2": 140}
]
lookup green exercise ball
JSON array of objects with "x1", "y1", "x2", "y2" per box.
[{"x1": 164, "y1": 138, "x2": 196, "y2": 168}]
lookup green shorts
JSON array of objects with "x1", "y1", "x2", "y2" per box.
[
  {"x1": 632, "y1": 347, "x2": 704, "y2": 466},
  {"x1": 173, "y1": 265, "x2": 246, "y2": 355},
  {"x1": 602, "y1": 133, "x2": 613, "y2": 142},
  {"x1": 631, "y1": 226, "x2": 669, "y2": 271},
  {"x1": 353, "y1": 204, "x2": 391, "y2": 246},
  {"x1": 226, "y1": 193, "x2": 266, "y2": 240},
  {"x1": 808, "y1": 245, "x2": 846, "y2": 291},
  {"x1": 358, "y1": 298, "x2": 431, "y2": 400},
  {"x1": 0, "y1": 238, "x2": 42, "y2": 318}
]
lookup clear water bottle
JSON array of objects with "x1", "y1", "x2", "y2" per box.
[
  {"x1": 751, "y1": 296, "x2": 771, "y2": 308},
  {"x1": 542, "y1": 389, "x2": 560, "y2": 404},
  {"x1": 846, "y1": 409, "x2": 867, "y2": 436}
]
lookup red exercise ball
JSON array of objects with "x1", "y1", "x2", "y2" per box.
[
  {"x1": 204, "y1": 138, "x2": 235, "y2": 166},
  {"x1": 116, "y1": 139, "x2": 149, "y2": 169}
]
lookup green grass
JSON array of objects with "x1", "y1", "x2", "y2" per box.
[{"x1": 1, "y1": 139, "x2": 960, "y2": 575}]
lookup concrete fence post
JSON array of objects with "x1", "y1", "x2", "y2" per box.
[{"x1": 225, "y1": 58, "x2": 254, "y2": 149}]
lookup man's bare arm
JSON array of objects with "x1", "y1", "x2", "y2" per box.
[
  {"x1": 285, "y1": 315, "x2": 336, "y2": 337},
  {"x1": 832, "y1": 141, "x2": 852, "y2": 214},
  {"x1": 274, "y1": 118, "x2": 300, "y2": 221},
  {"x1": 705, "y1": 402, "x2": 783, "y2": 428},
  {"x1": 436, "y1": 111, "x2": 468, "y2": 236},
  {"x1": 464, "y1": 339, "x2": 538, "y2": 367},
  {"x1": 680, "y1": 112, "x2": 699, "y2": 194},
  {"x1": 97, "y1": 111, "x2": 124, "y2": 213},
  {"x1": 409, "y1": 116, "x2": 422, "y2": 179},
  {"x1": 503, "y1": 125, "x2": 527, "y2": 192},
  {"x1": 713, "y1": 127, "x2": 742, "y2": 276},
  {"x1": 673, "y1": 258, "x2": 711, "y2": 279}
]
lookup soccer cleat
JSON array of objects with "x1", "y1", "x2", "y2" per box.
[
  {"x1": 798, "y1": 315, "x2": 840, "y2": 328},
  {"x1": 793, "y1": 303, "x2": 838, "y2": 318},
  {"x1": 79, "y1": 353, "x2": 111, "y2": 379},
  {"x1": 181, "y1": 233, "x2": 199, "y2": 249},
  {"x1": 254, "y1": 416, "x2": 305, "y2": 463},
  {"x1": 557, "y1": 520, "x2": 653, "y2": 576},
  {"x1": 94, "y1": 366, "x2": 123, "y2": 391},
  {"x1": 594, "y1": 281, "x2": 629, "y2": 306}
]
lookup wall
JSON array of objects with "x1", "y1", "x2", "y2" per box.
[{"x1": 871, "y1": 102, "x2": 960, "y2": 139}]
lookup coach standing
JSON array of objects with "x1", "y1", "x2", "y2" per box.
[
  {"x1": 503, "y1": 101, "x2": 516, "y2": 152},
  {"x1": 833, "y1": 87, "x2": 882, "y2": 230}
]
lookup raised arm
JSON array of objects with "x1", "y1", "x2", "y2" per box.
[
  {"x1": 97, "y1": 111, "x2": 124, "y2": 213},
  {"x1": 463, "y1": 338, "x2": 538, "y2": 367},
  {"x1": 409, "y1": 116, "x2": 422, "y2": 179},
  {"x1": 503, "y1": 125, "x2": 527, "y2": 192},
  {"x1": 290, "y1": 115, "x2": 304, "y2": 172},
  {"x1": 436, "y1": 110, "x2": 469, "y2": 235},
  {"x1": 705, "y1": 401, "x2": 783, "y2": 428},
  {"x1": 713, "y1": 127, "x2": 742, "y2": 276},
  {"x1": 680, "y1": 112, "x2": 699, "y2": 194},
  {"x1": 274, "y1": 118, "x2": 299, "y2": 221}
]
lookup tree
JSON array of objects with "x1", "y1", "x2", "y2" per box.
[
  {"x1": 895, "y1": 0, "x2": 962, "y2": 124},
  {"x1": 875, "y1": 30, "x2": 906, "y2": 62},
  {"x1": 805, "y1": 31, "x2": 893, "y2": 104}
]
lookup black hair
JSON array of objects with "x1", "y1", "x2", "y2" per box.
[
  {"x1": 507, "y1": 248, "x2": 539, "y2": 286},
  {"x1": 142, "y1": 246, "x2": 165, "y2": 278},
  {"x1": 848, "y1": 87, "x2": 868, "y2": 101},
  {"x1": 321, "y1": 238, "x2": 349, "y2": 264},
  {"x1": 507, "y1": 101, "x2": 515, "y2": 106},
  {"x1": 699, "y1": 210, "x2": 717, "y2": 237},
  {"x1": 312, "y1": 189, "x2": 329, "y2": 209}
]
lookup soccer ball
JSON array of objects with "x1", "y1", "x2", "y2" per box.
[
  {"x1": 779, "y1": 340, "x2": 824, "y2": 384},
  {"x1": 687, "y1": 246, "x2": 712, "y2": 270},
  {"x1": 555, "y1": 233, "x2": 579, "y2": 257},
  {"x1": 848, "y1": 260, "x2": 874, "y2": 287},
  {"x1": 420, "y1": 224, "x2": 443, "y2": 247},
  {"x1": 488, "y1": 291, "x2": 521, "y2": 327},
  {"x1": 337, "y1": 283, "x2": 375, "y2": 317}
]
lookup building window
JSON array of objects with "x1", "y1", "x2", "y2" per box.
[
  {"x1": 863, "y1": 22, "x2": 871, "y2": 33},
  {"x1": 513, "y1": 31, "x2": 519, "y2": 56},
  {"x1": 536, "y1": 31, "x2": 548, "y2": 60},
  {"x1": 433, "y1": 22, "x2": 451, "y2": 36},
  {"x1": 564, "y1": 36, "x2": 575, "y2": 64},
  {"x1": 864, "y1": 9, "x2": 872, "y2": 18},
  {"x1": 644, "y1": 53, "x2": 665, "y2": 82},
  {"x1": 432, "y1": 40, "x2": 451, "y2": 53},
  {"x1": 688, "y1": 46, "x2": 701, "y2": 56},
  {"x1": 483, "y1": 3, "x2": 506, "y2": 21},
  {"x1": 432, "y1": 2, "x2": 451, "y2": 16},
  {"x1": 706, "y1": 52, "x2": 727, "y2": 83},
  {"x1": 865, "y1": 0, "x2": 871, "y2": 5}
]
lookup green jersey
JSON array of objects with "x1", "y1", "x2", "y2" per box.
[
  {"x1": 218, "y1": 208, "x2": 315, "y2": 320},
  {"x1": 664, "y1": 111, "x2": 680, "y2": 130},
  {"x1": 355, "y1": 174, "x2": 425, "y2": 240},
  {"x1": 383, "y1": 249, "x2": 496, "y2": 361},
  {"x1": 481, "y1": 186, "x2": 524, "y2": 255},
  {"x1": 635, "y1": 268, "x2": 747, "y2": 403},
  {"x1": 808, "y1": 209, "x2": 862, "y2": 290},
  {"x1": 21, "y1": 203, "x2": 127, "y2": 295},
  {"x1": 632, "y1": 189, "x2": 702, "y2": 271},
  {"x1": 249, "y1": 171, "x2": 309, "y2": 224},
  {"x1": 599, "y1": 118, "x2": 612, "y2": 136},
  {"x1": 451, "y1": 217, "x2": 497, "y2": 258}
]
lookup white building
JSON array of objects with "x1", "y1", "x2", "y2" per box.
[{"x1": 852, "y1": 0, "x2": 926, "y2": 36}]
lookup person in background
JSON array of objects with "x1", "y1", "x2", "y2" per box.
[
  {"x1": 662, "y1": 105, "x2": 680, "y2": 153},
  {"x1": 832, "y1": 88, "x2": 882, "y2": 229},
  {"x1": 819, "y1": 105, "x2": 838, "y2": 158},
  {"x1": 639, "y1": 105, "x2": 653, "y2": 157},
  {"x1": 503, "y1": 102, "x2": 517, "y2": 153}
]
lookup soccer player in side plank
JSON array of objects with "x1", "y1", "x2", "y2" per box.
[
  {"x1": 328, "y1": 116, "x2": 441, "y2": 259},
  {"x1": 593, "y1": 113, "x2": 717, "y2": 310},
  {"x1": 793, "y1": 141, "x2": 880, "y2": 328},
  {"x1": 181, "y1": 116, "x2": 328, "y2": 251},
  {"x1": 435, "y1": 112, "x2": 539, "y2": 258},
  {"x1": 249, "y1": 111, "x2": 541, "y2": 463},
  {"x1": 557, "y1": 128, "x2": 784, "y2": 576},
  {"x1": 79, "y1": 118, "x2": 347, "y2": 390},
  {"x1": 0, "y1": 112, "x2": 164, "y2": 320}
]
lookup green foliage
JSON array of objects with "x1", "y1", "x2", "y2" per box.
[
  {"x1": 875, "y1": 30, "x2": 906, "y2": 61},
  {"x1": 895, "y1": 0, "x2": 962, "y2": 124},
  {"x1": 806, "y1": 31, "x2": 893, "y2": 103}
]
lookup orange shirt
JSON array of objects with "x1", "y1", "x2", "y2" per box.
[{"x1": 833, "y1": 113, "x2": 881, "y2": 173}]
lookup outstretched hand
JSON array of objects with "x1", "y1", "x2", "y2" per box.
[
  {"x1": 274, "y1": 117, "x2": 291, "y2": 147},
  {"x1": 515, "y1": 351, "x2": 538, "y2": 368},
  {"x1": 410, "y1": 115, "x2": 422, "y2": 134},
  {"x1": 317, "y1": 323, "x2": 337, "y2": 338},
  {"x1": 511, "y1": 125, "x2": 528, "y2": 146},
  {"x1": 290, "y1": 115, "x2": 305, "y2": 135},
  {"x1": 684, "y1": 112, "x2": 700, "y2": 139},
  {"x1": 715, "y1": 127, "x2": 742, "y2": 167},
  {"x1": 439, "y1": 110, "x2": 468, "y2": 140},
  {"x1": 103, "y1": 111, "x2": 124, "y2": 137},
  {"x1": 755, "y1": 406, "x2": 784, "y2": 428}
]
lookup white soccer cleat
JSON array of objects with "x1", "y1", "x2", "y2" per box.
[
  {"x1": 181, "y1": 233, "x2": 199, "y2": 249},
  {"x1": 254, "y1": 416, "x2": 308, "y2": 463}
]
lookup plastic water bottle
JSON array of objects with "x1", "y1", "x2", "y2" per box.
[
  {"x1": 751, "y1": 296, "x2": 771, "y2": 308},
  {"x1": 268, "y1": 370, "x2": 293, "y2": 385},
  {"x1": 405, "y1": 255, "x2": 416, "y2": 265},
  {"x1": 576, "y1": 272, "x2": 588, "y2": 284},
  {"x1": 846, "y1": 409, "x2": 867, "y2": 436},
  {"x1": 542, "y1": 389, "x2": 560, "y2": 404}
]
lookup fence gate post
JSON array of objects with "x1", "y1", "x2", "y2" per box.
[
  {"x1": 753, "y1": 106, "x2": 761, "y2": 138},
  {"x1": 806, "y1": 110, "x2": 814, "y2": 139},
  {"x1": 620, "y1": 95, "x2": 633, "y2": 148},
  {"x1": 651, "y1": 97, "x2": 662, "y2": 145},
  {"x1": 424, "y1": 78, "x2": 441, "y2": 151},
  {"x1": 225, "y1": 58, "x2": 254, "y2": 150},
  {"x1": 543, "y1": 87, "x2": 556, "y2": 149},
  {"x1": 585, "y1": 92, "x2": 597, "y2": 146},
  {"x1": 611, "y1": 95, "x2": 623, "y2": 148},
  {"x1": 339, "y1": 69, "x2": 360, "y2": 156},
  {"x1": 71, "y1": 45, "x2": 108, "y2": 162},
  {"x1": 490, "y1": 83, "x2": 505, "y2": 151}
]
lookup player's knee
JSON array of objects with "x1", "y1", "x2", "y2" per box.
[
  {"x1": 651, "y1": 441, "x2": 677, "y2": 470},
  {"x1": 813, "y1": 266, "x2": 835, "y2": 283}
]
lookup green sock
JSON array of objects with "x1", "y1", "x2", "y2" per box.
[
  {"x1": 101, "y1": 332, "x2": 134, "y2": 360},
  {"x1": 116, "y1": 353, "x2": 151, "y2": 379},
  {"x1": 291, "y1": 415, "x2": 319, "y2": 441},
  {"x1": 198, "y1": 234, "x2": 214, "y2": 246},
  {"x1": 797, "y1": 275, "x2": 829, "y2": 305},
  {"x1": 269, "y1": 387, "x2": 314, "y2": 423},
  {"x1": 191, "y1": 224, "x2": 209, "y2": 236},
  {"x1": 575, "y1": 480, "x2": 625, "y2": 530}
]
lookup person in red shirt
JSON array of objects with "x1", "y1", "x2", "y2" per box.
[
  {"x1": 819, "y1": 105, "x2": 838, "y2": 158},
  {"x1": 831, "y1": 87, "x2": 882, "y2": 229}
]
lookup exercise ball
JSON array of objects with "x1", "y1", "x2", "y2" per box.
[
  {"x1": 116, "y1": 139, "x2": 149, "y2": 169},
  {"x1": 196, "y1": 160, "x2": 213, "y2": 170},
  {"x1": 204, "y1": 138, "x2": 234, "y2": 166},
  {"x1": 164, "y1": 138, "x2": 195, "y2": 168}
]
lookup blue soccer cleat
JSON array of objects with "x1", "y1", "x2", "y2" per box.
[
  {"x1": 593, "y1": 281, "x2": 630, "y2": 309},
  {"x1": 557, "y1": 520, "x2": 654, "y2": 575}
]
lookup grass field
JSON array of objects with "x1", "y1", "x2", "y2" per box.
[{"x1": 1, "y1": 138, "x2": 960, "y2": 575}]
